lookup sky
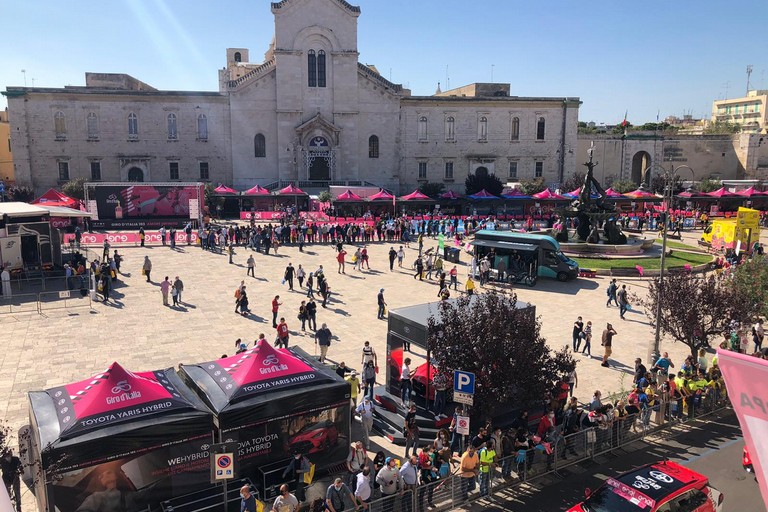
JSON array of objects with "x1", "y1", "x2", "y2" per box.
[{"x1": 2, "y1": 0, "x2": 767, "y2": 124}]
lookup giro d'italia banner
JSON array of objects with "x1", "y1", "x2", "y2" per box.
[
  {"x1": 198, "y1": 340, "x2": 334, "y2": 402},
  {"x1": 717, "y1": 349, "x2": 768, "y2": 510},
  {"x1": 93, "y1": 185, "x2": 201, "y2": 220},
  {"x1": 45, "y1": 363, "x2": 193, "y2": 440}
]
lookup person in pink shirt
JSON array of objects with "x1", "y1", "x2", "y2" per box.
[{"x1": 160, "y1": 276, "x2": 171, "y2": 306}]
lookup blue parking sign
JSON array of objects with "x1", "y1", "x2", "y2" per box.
[{"x1": 453, "y1": 370, "x2": 475, "y2": 394}]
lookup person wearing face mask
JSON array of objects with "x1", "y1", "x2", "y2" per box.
[
  {"x1": 375, "y1": 458, "x2": 402, "y2": 512},
  {"x1": 240, "y1": 485, "x2": 256, "y2": 512},
  {"x1": 325, "y1": 477, "x2": 358, "y2": 512},
  {"x1": 272, "y1": 484, "x2": 298, "y2": 512},
  {"x1": 536, "y1": 410, "x2": 556, "y2": 438},
  {"x1": 282, "y1": 452, "x2": 311, "y2": 503}
]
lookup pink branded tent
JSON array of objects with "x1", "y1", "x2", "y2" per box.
[
  {"x1": 501, "y1": 188, "x2": 531, "y2": 199},
  {"x1": 440, "y1": 190, "x2": 463, "y2": 200},
  {"x1": 706, "y1": 187, "x2": 737, "y2": 198},
  {"x1": 468, "y1": 189, "x2": 500, "y2": 200},
  {"x1": 277, "y1": 184, "x2": 307, "y2": 195},
  {"x1": 369, "y1": 189, "x2": 395, "y2": 201},
  {"x1": 243, "y1": 184, "x2": 270, "y2": 196},
  {"x1": 400, "y1": 190, "x2": 433, "y2": 201},
  {"x1": 335, "y1": 189, "x2": 364, "y2": 201},
  {"x1": 532, "y1": 188, "x2": 566, "y2": 200},
  {"x1": 214, "y1": 184, "x2": 239, "y2": 195},
  {"x1": 677, "y1": 190, "x2": 702, "y2": 198}
]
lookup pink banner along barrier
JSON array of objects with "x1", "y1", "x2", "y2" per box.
[{"x1": 63, "y1": 231, "x2": 198, "y2": 246}]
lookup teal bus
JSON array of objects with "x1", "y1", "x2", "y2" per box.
[{"x1": 472, "y1": 230, "x2": 579, "y2": 282}]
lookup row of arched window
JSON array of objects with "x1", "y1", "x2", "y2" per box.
[
  {"x1": 52, "y1": 111, "x2": 209, "y2": 140},
  {"x1": 417, "y1": 115, "x2": 546, "y2": 142}
]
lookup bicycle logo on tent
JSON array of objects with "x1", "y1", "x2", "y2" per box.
[
  {"x1": 111, "y1": 380, "x2": 132, "y2": 394},
  {"x1": 263, "y1": 355, "x2": 280, "y2": 366}
]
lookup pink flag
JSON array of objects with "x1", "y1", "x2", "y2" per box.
[{"x1": 717, "y1": 349, "x2": 768, "y2": 510}]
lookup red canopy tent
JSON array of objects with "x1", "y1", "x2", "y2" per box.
[
  {"x1": 439, "y1": 190, "x2": 463, "y2": 199},
  {"x1": 277, "y1": 184, "x2": 307, "y2": 195},
  {"x1": 334, "y1": 189, "x2": 364, "y2": 201},
  {"x1": 369, "y1": 189, "x2": 395, "y2": 200},
  {"x1": 706, "y1": 187, "x2": 738, "y2": 198},
  {"x1": 400, "y1": 190, "x2": 433, "y2": 201},
  {"x1": 213, "y1": 184, "x2": 238, "y2": 195},
  {"x1": 242, "y1": 184, "x2": 270, "y2": 196},
  {"x1": 677, "y1": 190, "x2": 702, "y2": 198},
  {"x1": 532, "y1": 188, "x2": 566, "y2": 200},
  {"x1": 32, "y1": 188, "x2": 79, "y2": 208}
]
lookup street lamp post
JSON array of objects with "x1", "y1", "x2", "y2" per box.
[{"x1": 648, "y1": 164, "x2": 694, "y2": 365}]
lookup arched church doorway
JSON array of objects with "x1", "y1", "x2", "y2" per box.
[
  {"x1": 631, "y1": 151, "x2": 651, "y2": 185},
  {"x1": 475, "y1": 167, "x2": 489, "y2": 178},
  {"x1": 127, "y1": 167, "x2": 144, "y2": 182},
  {"x1": 307, "y1": 136, "x2": 332, "y2": 181}
]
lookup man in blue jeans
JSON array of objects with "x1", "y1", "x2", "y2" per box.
[{"x1": 617, "y1": 284, "x2": 629, "y2": 319}]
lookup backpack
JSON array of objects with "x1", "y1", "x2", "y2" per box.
[{"x1": 234, "y1": 288, "x2": 241, "y2": 299}]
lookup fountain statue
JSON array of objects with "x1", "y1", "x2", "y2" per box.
[{"x1": 556, "y1": 142, "x2": 627, "y2": 245}]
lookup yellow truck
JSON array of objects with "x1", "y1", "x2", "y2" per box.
[{"x1": 700, "y1": 207, "x2": 760, "y2": 252}]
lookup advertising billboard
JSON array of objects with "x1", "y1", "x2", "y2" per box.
[{"x1": 91, "y1": 184, "x2": 203, "y2": 220}]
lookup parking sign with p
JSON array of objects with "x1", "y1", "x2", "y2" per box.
[{"x1": 453, "y1": 370, "x2": 475, "y2": 394}]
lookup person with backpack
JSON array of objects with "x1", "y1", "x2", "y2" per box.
[
  {"x1": 325, "y1": 477, "x2": 358, "y2": 512},
  {"x1": 560, "y1": 404, "x2": 581, "y2": 459},
  {"x1": 234, "y1": 281, "x2": 246, "y2": 314}
]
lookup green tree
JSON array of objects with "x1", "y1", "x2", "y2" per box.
[
  {"x1": 61, "y1": 177, "x2": 87, "y2": 201},
  {"x1": 427, "y1": 292, "x2": 576, "y2": 420},
  {"x1": 418, "y1": 182, "x2": 445, "y2": 198},
  {"x1": 698, "y1": 179, "x2": 721, "y2": 193},
  {"x1": 704, "y1": 122, "x2": 741, "y2": 134},
  {"x1": 609, "y1": 179, "x2": 637, "y2": 194},
  {"x1": 517, "y1": 177, "x2": 547, "y2": 195},
  {"x1": 633, "y1": 273, "x2": 753, "y2": 359},
  {"x1": 731, "y1": 258, "x2": 768, "y2": 320},
  {"x1": 465, "y1": 170, "x2": 503, "y2": 196},
  {"x1": 7, "y1": 186, "x2": 35, "y2": 202},
  {"x1": 560, "y1": 172, "x2": 585, "y2": 193},
  {"x1": 318, "y1": 191, "x2": 332, "y2": 203},
  {"x1": 203, "y1": 183, "x2": 224, "y2": 212},
  {"x1": 612, "y1": 122, "x2": 631, "y2": 134}
]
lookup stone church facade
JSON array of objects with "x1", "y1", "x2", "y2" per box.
[{"x1": 4, "y1": 0, "x2": 580, "y2": 194}]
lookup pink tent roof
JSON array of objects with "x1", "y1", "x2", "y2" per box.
[
  {"x1": 677, "y1": 190, "x2": 701, "y2": 198},
  {"x1": 278, "y1": 184, "x2": 307, "y2": 195},
  {"x1": 32, "y1": 188, "x2": 78, "y2": 208},
  {"x1": 214, "y1": 184, "x2": 239, "y2": 195},
  {"x1": 440, "y1": 190, "x2": 463, "y2": 199},
  {"x1": 243, "y1": 185, "x2": 270, "y2": 196},
  {"x1": 468, "y1": 189, "x2": 500, "y2": 199},
  {"x1": 335, "y1": 189, "x2": 364, "y2": 201},
  {"x1": 706, "y1": 187, "x2": 737, "y2": 198},
  {"x1": 735, "y1": 186, "x2": 764, "y2": 197},
  {"x1": 603, "y1": 188, "x2": 625, "y2": 198},
  {"x1": 369, "y1": 189, "x2": 395, "y2": 200},
  {"x1": 624, "y1": 188, "x2": 659, "y2": 199},
  {"x1": 532, "y1": 188, "x2": 566, "y2": 200},
  {"x1": 400, "y1": 190, "x2": 433, "y2": 201}
]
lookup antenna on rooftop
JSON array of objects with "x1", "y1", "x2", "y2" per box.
[{"x1": 746, "y1": 64, "x2": 753, "y2": 95}]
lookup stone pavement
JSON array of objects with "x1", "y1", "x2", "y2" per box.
[{"x1": 0, "y1": 227, "x2": 728, "y2": 509}]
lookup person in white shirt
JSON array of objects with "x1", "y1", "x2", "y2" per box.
[
  {"x1": 356, "y1": 397, "x2": 375, "y2": 449},
  {"x1": 361, "y1": 341, "x2": 377, "y2": 369},
  {"x1": 401, "y1": 358, "x2": 412, "y2": 405},
  {"x1": 355, "y1": 467, "x2": 372, "y2": 507},
  {"x1": 272, "y1": 484, "x2": 299, "y2": 512}
]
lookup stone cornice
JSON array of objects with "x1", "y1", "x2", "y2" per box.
[{"x1": 272, "y1": 0, "x2": 360, "y2": 15}]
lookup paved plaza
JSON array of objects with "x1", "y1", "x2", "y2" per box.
[{"x1": 1, "y1": 230, "x2": 712, "y2": 439}]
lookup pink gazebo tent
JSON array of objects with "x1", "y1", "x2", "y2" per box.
[
  {"x1": 243, "y1": 185, "x2": 270, "y2": 196},
  {"x1": 335, "y1": 189, "x2": 364, "y2": 201},
  {"x1": 603, "y1": 188, "x2": 625, "y2": 198},
  {"x1": 213, "y1": 184, "x2": 239, "y2": 195},
  {"x1": 277, "y1": 184, "x2": 307, "y2": 195},
  {"x1": 735, "y1": 186, "x2": 764, "y2": 197},
  {"x1": 624, "y1": 188, "x2": 659, "y2": 199},
  {"x1": 400, "y1": 190, "x2": 433, "y2": 201},
  {"x1": 440, "y1": 190, "x2": 463, "y2": 200},
  {"x1": 532, "y1": 188, "x2": 566, "y2": 200},
  {"x1": 677, "y1": 190, "x2": 702, "y2": 198},
  {"x1": 368, "y1": 189, "x2": 395, "y2": 201},
  {"x1": 705, "y1": 187, "x2": 737, "y2": 198}
]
